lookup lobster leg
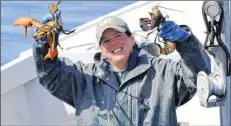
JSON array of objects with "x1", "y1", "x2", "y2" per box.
[{"x1": 51, "y1": 30, "x2": 56, "y2": 52}]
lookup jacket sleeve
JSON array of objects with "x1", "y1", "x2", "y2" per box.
[
  {"x1": 32, "y1": 41, "x2": 95, "y2": 107},
  {"x1": 174, "y1": 32, "x2": 211, "y2": 107},
  {"x1": 153, "y1": 28, "x2": 211, "y2": 107}
]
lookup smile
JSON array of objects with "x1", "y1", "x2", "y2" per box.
[{"x1": 112, "y1": 47, "x2": 122, "y2": 53}]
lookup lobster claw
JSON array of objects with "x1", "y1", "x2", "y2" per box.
[
  {"x1": 44, "y1": 48, "x2": 58, "y2": 60},
  {"x1": 13, "y1": 17, "x2": 35, "y2": 37},
  {"x1": 14, "y1": 17, "x2": 33, "y2": 37},
  {"x1": 14, "y1": 17, "x2": 33, "y2": 27}
]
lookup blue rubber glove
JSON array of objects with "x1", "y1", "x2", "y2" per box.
[
  {"x1": 158, "y1": 20, "x2": 190, "y2": 42},
  {"x1": 40, "y1": 10, "x2": 62, "y2": 24}
]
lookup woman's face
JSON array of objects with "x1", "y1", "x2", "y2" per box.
[{"x1": 100, "y1": 28, "x2": 135, "y2": 67}]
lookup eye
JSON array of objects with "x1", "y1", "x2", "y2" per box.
[
  {"x1": 115, "y1": 34, "x2": 122, "y2": 38},
  {"x1": 101, "y1": 39, "x2": 110, "y2": 45},
  {"x1": 115, "y1": 33, "x2": 124, "y2": 38}
]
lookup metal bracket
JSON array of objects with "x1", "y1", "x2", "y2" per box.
[{"x1": 197, "y1": 47, "x2": 226, "y2": 108}]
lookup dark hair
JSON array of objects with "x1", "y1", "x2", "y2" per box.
[
  {"x1": 125, "y1": 30, "x2": 138, "y2": 50},
  {"x1": 125, "y1": 30, "x2": 131, "y2": 37}
]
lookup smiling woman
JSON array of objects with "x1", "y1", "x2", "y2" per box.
[{"x1": 1, "y1": 1, "x2": 135, "y2": 66}]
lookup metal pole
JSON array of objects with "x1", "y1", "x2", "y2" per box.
[{"x1": 220, "y1": 1, "x2": 230, "y2": 126}]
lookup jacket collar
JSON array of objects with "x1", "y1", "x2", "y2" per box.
[
  {"x1": 105, "y1": 49, "x2": 139, "y2": 72},
  {"x1": 120, "y1": 49, "x2": 154, "y2": 86}
]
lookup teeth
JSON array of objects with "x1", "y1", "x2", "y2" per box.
[{"x1": 112, "y1": 48, "x2": 122, "y2": 53}]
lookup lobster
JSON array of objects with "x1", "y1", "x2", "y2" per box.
[
  {"x1": 13, "y1": 0, "x2": 75, "y2": 60},
  {"x1": 139, "y1": 2, "x2": 185, "y2": 55}
]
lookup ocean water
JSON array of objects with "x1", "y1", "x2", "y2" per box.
[{"x1": 1, "y1": 1, "x2": 135, "y2": 66}]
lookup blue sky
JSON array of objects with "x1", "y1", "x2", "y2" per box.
[{"x1": 1, "y1": 1, "x2": 135, "y2": 66}]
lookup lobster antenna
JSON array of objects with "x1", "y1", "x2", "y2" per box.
[
  {"x1": 157, "y1": 5, "x2": 185, "y2": 13},
  {"x1": 28, "y1": 3, "x2": 33, "y2": 37},
  {"x1": 56, "y1": 0, "x2": 62, "y2": 6},
  {"x1": 156, "y1": 1, "x2": 162, "y2": 7}
]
